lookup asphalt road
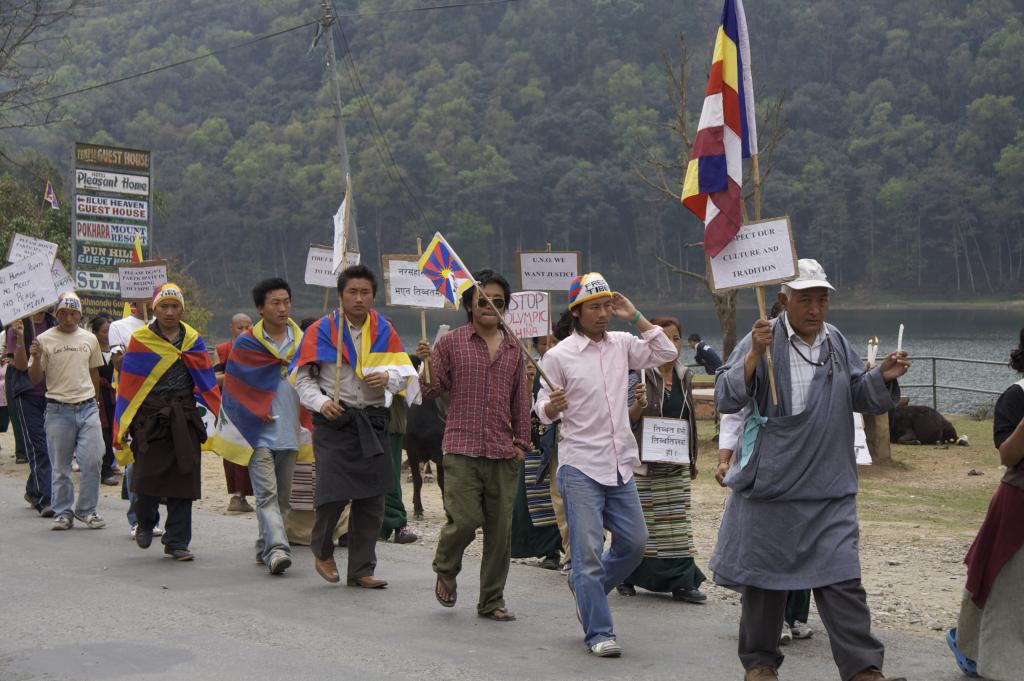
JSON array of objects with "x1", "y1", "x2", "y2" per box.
[{"x1": 0, "y1": 475, "x2": 960, "y2": 681}]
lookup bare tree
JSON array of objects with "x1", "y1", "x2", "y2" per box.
[
  {"x1": 0, "y1": 0, "x2": 80, "y2": 131},
  {"x1": 633, "y1": 34, "x2": 787, "y2": 359}
]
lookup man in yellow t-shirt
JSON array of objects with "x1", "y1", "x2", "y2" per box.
[{"x1": 27, "y1": 293, "x2": 106, "y2": 531}]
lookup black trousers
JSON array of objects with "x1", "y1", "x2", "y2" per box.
[
  {"x1": 739, "y1": 579, "x2": 885, "y2": 681},
  {"x1": 311, "y1": 495, "x2": 384, "y2": 580},
  {"x1": 136, "y1": 495, "x2": 192, "y2": 551}
]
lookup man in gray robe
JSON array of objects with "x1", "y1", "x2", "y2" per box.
[{"x1": 711, "y1": 259, "x2": 910, "y2": 681}]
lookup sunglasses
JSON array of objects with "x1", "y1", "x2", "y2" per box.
[{"x1": 476, "y1": 296, "x2": 506, "y2": 310}]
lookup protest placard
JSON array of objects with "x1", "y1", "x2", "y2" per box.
[
  {"x1": 706, "y1": 216, "x2": 798, "y2": 293},
  {"x1": 0, "y1": 253, "x2": 60, "y2": 325},
  {"x1": 304, "y1": 244, "x2": 336, "y2": 288},
  {"x1": 117, "y1": 260, "x2": 168, "y2": 299},
  {"x1": 383, "y1": 255, "x2": 447, "y2": 309},
  {"x1": 51, "y1": 259, "x2": 74, "y2": 294},
  {"x1": 517, "y1": 251, "x2": 581, "y2": 291},
  {"x1": 505, "y1": 291, "x2": 550, "y2": 339},
  {"x1": 7, "y1": 233, "x2": 58, "y2": 264},
  {"x1": 640, "y1": 417, "x2": 691, "y2": 465}
]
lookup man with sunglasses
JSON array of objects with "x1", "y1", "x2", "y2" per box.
[
  {"x1": 712, "y1": 259, "x2": 911, "y2": 681},
  {"x1": 416, "y1": 269, "x2": 531, "y2": 623}
]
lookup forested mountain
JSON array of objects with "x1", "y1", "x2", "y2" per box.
[{"x1": 4, "y1": 0, "x2": 1024, "y2": 309}]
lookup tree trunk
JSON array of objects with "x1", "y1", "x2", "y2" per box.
[
  {"x1": 710, "y1": 286, "x2": 738, "y2": 359},
  {"x1": 959, "y1": 225, "x2": 976, "y2": 294},
  {"x1": 972, "y1": 232, "x2": 993, "y2": 293}
]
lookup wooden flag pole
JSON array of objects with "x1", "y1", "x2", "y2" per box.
[
  {"x1": 473, "y1": 280, "x2": 555, "y2": 389},
  {"x1": 417, "y1": 237, "x2": 431, "y2": 384},
  {"x1": 333, "y1": 173, "x2": 354, "y2": 406},
  {"x1": 751, "y1": 153, "x2": 779, "y2": 406},
  {"x1": 545, "y1": 243, "x2": 554, "y2": 342}
]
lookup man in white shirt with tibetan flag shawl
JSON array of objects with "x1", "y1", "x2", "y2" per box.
[{"x1": 292, "y1": 265, "x2": 416, "y2": 589}]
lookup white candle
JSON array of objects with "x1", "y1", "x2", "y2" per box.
[{"x1": 897, "y1": 324, "x2": 904, "y2": 353}]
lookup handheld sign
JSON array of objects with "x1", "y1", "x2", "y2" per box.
[
  {"x1": 304, "y1": 244, "x2": 336, "y2": 288},
  {"x1": 517, "y1": 251, "x2": 581, "y2": 291},
  {"x1": 505, "y1": 291, "x2": 550, "y2": 339},
  {"x1": 706, "y1": 217, "x2": 798, "y2": 293},
  {"x1": 0, "y1": 253, "x2": 60, "y2": 325},
  {"x1": 51, "y1": 259, "x2": 75, "y2": 295},
  {"x1": 117, "y1": 260, "x2": 168, "y2": 299},
  {"x1": 7, "y1": 233, "x2": 59, "y2": 265},
  {"x1": 640, "y1": 417, "x2": 690, "y2": 465},
  {"x1": 383, "y1": 254, "x2": 447, "y2": 309}
]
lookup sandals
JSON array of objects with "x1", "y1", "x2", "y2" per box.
[
  {"x1": 479, "y1": 608, "x2": 517, "y2": 622},
  {"x1": 435, "y1": 575, "x2": 457, "y2": 608}
]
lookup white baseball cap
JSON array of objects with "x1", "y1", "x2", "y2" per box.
[{"x1": 786, "y1": 258, "x2": 835, "y2": 292}]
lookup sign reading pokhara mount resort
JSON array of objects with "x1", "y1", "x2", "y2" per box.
[
  {"x1": 706, "y1": 217, "x2": 799, "y2": 293},
  {"x1": 72, "y1": 143, "x2": 153, "y2": 318}
]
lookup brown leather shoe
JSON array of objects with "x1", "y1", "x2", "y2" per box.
[
  {"x1": 314, "y1": 557, "x2": 340, "y2": 583},
  {"x1": 850, "y1": 669, "x2": 906, "y2": 681},
  {"x1": 347, "y1": 575, "x2": 388, "y2": 589},
  {"x1": 744, "y1": 666, "x2": 779, "y2": 681}
]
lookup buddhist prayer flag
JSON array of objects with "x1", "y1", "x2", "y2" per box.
[
  {"x1": 43, "y1": 181, "x2": 60, "y2": 210},
  {"x1": 417, "y1": 232, "x2": 475, "y2": 305},
  {"x1": 681, "y1": 0, "x2": 758, "y2": 257}
]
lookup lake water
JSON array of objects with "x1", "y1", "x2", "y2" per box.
[{"x1": 219, "y1": 305, "x2": 1022, "y2": 415}]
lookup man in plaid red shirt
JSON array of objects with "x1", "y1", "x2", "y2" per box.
[{"x1": 416, "y1": 269, "x2": 531, "y2": 622}]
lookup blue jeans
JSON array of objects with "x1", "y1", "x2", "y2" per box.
[
  {"x1": 558, "y1": 465, "x2": 648, "y2": 647},
  {"x1": 45, "y1": 400, "x2": 104, "y2": 519},
  {"x1": 249, "y1": 447, "x2": 297, "y2": 565},
  {"x1": 15, "y1": 394, "x2": 51, "y2": 508}
]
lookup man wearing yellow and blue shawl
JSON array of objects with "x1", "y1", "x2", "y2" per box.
[
  {"x1": 223, "y1": 278, "x2": 303, "y2": 576},
  {"x1": 293, "y1": 265, "x2": 416, "y2": 589},
  {"x1": 114, "y1": 283, "x2": 220, "y2": 562}
]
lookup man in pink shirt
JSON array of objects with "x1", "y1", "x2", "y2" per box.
[{"x1": 536, "y1": 273, "x2": 677, "y2": 657}]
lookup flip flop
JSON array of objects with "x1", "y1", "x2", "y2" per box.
[
  {"x1": 435, "y1": 574, "x2": 456, "y2": 608},
  {"x1": 479, "y1": 609, "x2": 517, "y2": 622}
]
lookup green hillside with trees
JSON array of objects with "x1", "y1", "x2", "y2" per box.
[{"x1": 3, "y1": 0, "x2": 1023, "y2": 310}]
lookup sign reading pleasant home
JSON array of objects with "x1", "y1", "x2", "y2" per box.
[
  {"x1": 6, "y1": 233, "x2": 59, "y2": 265},
  {"x1": 117, "y1": 260, "x2": 168, "y2": 299},
  {"x1": 0, "y1": 253, "x2": 60, "y2": 325},
  {"x1": 505, "y1": 291, "x2": 550, "y2": 339},
  {"x1": 75, "y1": 169, "x2": 150, "y2": 196},
  {"x1": 640, "y1": 417, "x2": 690, "y2": 465},
  {"x1": 706, "y1": 216, "x2": 798, "y2": 293},
  {"x1": 382, "y1": 255, "x2": 447, "y2": 309},
  {"x1": 517, "y1": 251, "x2": 581, "y2": 291}
]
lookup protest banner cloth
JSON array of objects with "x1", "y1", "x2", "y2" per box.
[
  {"x1": 505, "y1": 291, "x2": 550, "y2": 339},
  {"x1": 0, "y1": 253, "x2": 60, "y2": 325},
  {"x1": 639, "y1": 417, "x2": 691, "y2": 465},
  {"x1": 7, "y1": 233, "x2": 58, "y2": 265},
  {"x1": 117, "y1": 260, "x2": 168, "y2": 300}
]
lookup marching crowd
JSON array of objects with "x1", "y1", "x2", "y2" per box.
[{"x1": 2, "y1": 257, "x2": 1022, "y2": 681}]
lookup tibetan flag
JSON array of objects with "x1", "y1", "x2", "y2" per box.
[
  {"x1": 43, "y1": 182, "x2": 60, "y2": 210},
  {"x1": 113, "y1": 322, "x2": 221, "y2": 459},
  {"x1": 288, "y1": 308, "x2": 416, "y2": 385},
  {"x1": 417, "y1": 232, "x2": 475, "y2": 305},
  {"x1": 131, "y1": 233, "x2": 144, "y2": 263},
  {"x1": 681, "y1": 0, "x2": 758, "y2": 257}
]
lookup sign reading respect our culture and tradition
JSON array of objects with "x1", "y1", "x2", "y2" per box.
[
  {"x1": 6, "y1": 233, "x2": 59, "y2": 265},
  {"x1": 517, "y1": 251, "x2": 581, "y2": 291},
  {"x1": 640, "y1": 417, "x2": 691, "y2": 465},
  {"x1": 706, "y1": 216, "x2": 798, "y2": 293},
  {"x1": 0, "y1": 253, "x2": 60, "y2": 325},
  {"x1": 505, "y1": 291, "x2": 550, "y2": 339},
  {"x1": 72, "y1": 142, "x2": 153, "y2": 318},
  {"x1": 117, "y1": 260, "x2": 168, "y2": 299},
  {"x1": 304, "y1": 245, "x2": 336, "y2": 288},
  {"x1": 382, "y1": 255, "x2": 448, "y2": 309}
]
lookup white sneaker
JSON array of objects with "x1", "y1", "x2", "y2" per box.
[
  {"x1": 71, "y1": 458, "x2": 80, "y2": 472},
  {"x1": 74, "y1": 512, "x2": 106, "y2": 529},
  {"x1": 52, "y1": 515, "x2": 73, "y2": 531},
  {"x1": 152, "y1": 524, "x2": 165, "y2": 537},
  {"x1": 130, "y1": 523, "x2": 138, "y2": 539},
  {"x1": 790, "y1": 621, "x2": 813, "y2": 639},
  {"x1": 780, "y1": 622, "x2": 792, "y2": 645},
  {"x1": 588, "y1": 640, "x2": 622, "y2": 658}
]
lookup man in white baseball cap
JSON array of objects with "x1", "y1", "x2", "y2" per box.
[
  {"x1": 712, "y1": 258, "x2": 911, "y2": 681},
  {"x1": 27, "y1": 293, "x2": 106, "y2": 531}
]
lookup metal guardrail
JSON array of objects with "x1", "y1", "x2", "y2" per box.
[{"x1": 890, "y1": 356, "x2": 1005, "y2": 410}]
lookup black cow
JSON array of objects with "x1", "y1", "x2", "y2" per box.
[
  {"x1": 404, "y1": 389, "x2": 447, "y2": 520},
  {"x1": 888, "y1": 405, "x2": 965, "y2": 445}
]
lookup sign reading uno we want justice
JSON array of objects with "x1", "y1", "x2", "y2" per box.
[{"x1": 71, "y1": 143, "x2": 153, "y2": 318}]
